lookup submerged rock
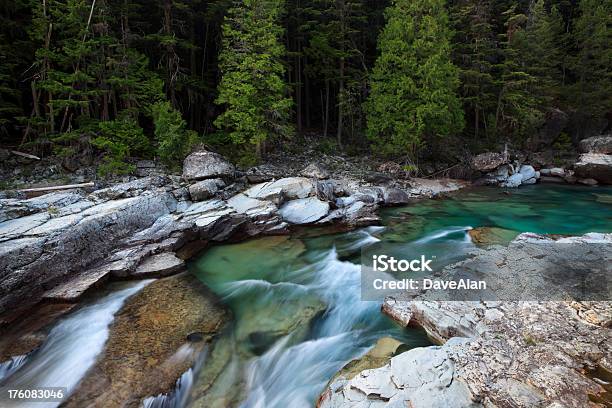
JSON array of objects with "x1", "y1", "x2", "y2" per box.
[
  {"x1": 468, "y1": 226, "x2": 519, "y2": 246},
  {"x1": 63, "y1": 273, "x2": 229, "y2": 408}
]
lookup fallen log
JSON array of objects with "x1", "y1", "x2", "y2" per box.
[
  {"x1": 10, "y1": 150, "x2": 41, "y2": 160},
  {"x1": 14, "y1": 182, "x2": 95, "y2": 193}
]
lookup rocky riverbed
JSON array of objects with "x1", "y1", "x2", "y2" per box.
[
  {"x1": 1, "y1": 147, "x2": 611, "y2": 407},
  {"x1": 318, "y1": 233, "x2": 612, "y2": 407}
]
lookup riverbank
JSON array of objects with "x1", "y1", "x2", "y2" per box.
[{"x1": 1, "y1": 149, "x2": 611, "y2": 407}]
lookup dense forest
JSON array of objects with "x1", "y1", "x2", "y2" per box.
[{"x1": 0, "y1": 0, "x2": 610, "y2": 174}]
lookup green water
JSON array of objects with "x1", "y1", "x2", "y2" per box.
[{"x1": 189, "y1": 184, "x2": 612, "y2": 408}]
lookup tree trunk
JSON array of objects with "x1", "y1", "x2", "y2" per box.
[
  {"x1": 324, "y1": 80, "x2": 330, "y2": 138},
  {"x1": 337, "y1": 58, "x2": 345, "y2": 147}
]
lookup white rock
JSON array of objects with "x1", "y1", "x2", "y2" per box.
[{"x1": 279, "y1": 197, "x2": 329, "y2": 224}]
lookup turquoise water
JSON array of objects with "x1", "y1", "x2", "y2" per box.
[{"x1": 189, "y1": 184, "x2": 612, "y2": 408}]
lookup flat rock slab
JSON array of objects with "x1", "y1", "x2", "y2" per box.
[
  {"x1": 43, "y1": 265, "x2": 113, "y2": 302},
  {"x1": 279, "y1": 197, "x2": 330, "y2": 224},
  {"x1": 133, "y1": 252, "x2": 185, "y2": 278}
]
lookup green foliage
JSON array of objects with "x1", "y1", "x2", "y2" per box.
[
  {"x1": 93, "y1": 114, "x2": 151, "y2": 176},
  {"x1": 495, "y1": 1, "x2": 565, "y2": 141},
  {"x1": 152, "y1": 101, "x2": 199, "y2": 167},
  {"x1": 450, "y1": 0, "x2": 498, "y2": 139},
  {"x1": 215, "y1": 0, "x2": 293, "y2": 156},
  {"x1": 365, "y1": 0, "x2": 464, "y2": 159},
  {"x1": 569, "y1": 0, "x2": 612, "y2": 133}
]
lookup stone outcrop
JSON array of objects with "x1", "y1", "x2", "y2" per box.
[
  {"x1": 361, "y1": 233, "x2": 612, "y2": 408},
  {"x1": 0, "y1": 163, "x2": 470, "y2": 322},
  {"x1": 574, "y1": 153, "x2": 612, "y2": 184},
  {"x1": 579, "y1": 134, "x2": 612, "y2": 154},
  {"x1": 188, "y1": 178, "x2": 225, "y2": 201},
  {"x1": 182, "y1": 150, "x2": 235, "y2": 181},
  {"x1": 318, "y1": 338, "x2": 480, "y2": 408},
  {"x1": 471, "y1": 152, "x2": 507, "y2": 172}
]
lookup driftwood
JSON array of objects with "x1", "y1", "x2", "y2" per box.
[
  {"x1": 15, "y1": 182, "x2": 94, "y2": 193},
  {"x1": 11, "y1": 150, "x2": 41, "y2": 160}
]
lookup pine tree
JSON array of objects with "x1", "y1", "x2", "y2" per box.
[
  {"x1": 495, "y1": 1, "x2": 564, "y2": 141},
  {"x1": 215, "y1": 0, "x2": 293, "y2": 159},
  {"x1": 365, "y1": 0, "x2": 464, "y2": 159},
  {"x1": 451, "y1": 0, "x2": 498, "y2": 139},
  {"x1": 570, "y1": 0, "x2": 611, "y2": 136}
]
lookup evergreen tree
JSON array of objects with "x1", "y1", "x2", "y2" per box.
[
  {"x1": 451, "y1": 0, "x2": 498, "y2": 139},
  {"x1": 215, "y1": 0, "x2": 293, "y2": 159},
  {"x1": 365, "y1": 0, "x2": 464, "y2": 159},
  {"x1": 495, "y1": 1, "x2": 564, "y2": 141},
  {"x1": 570, "y1": 0, "x2": 611, "y2": 136}
]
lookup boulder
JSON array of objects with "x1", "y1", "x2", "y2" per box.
[
  {"x1": 501, "y1": 173, "x2": 523, "y2": 188},
  {"x1": 574, "y1": 153, "x2": 612, "y2": 184},
  {"x1": 188, "y1": 179, "x2": 225, "y2": 201},
  {"x1": 518, "y1": 165, "x2": 536, "y2": 181},
  {"x1": 244, "y1": 164, "x2": 285, "y2": 183},
  {"x1": 279, "y1": 197, "x2": 329, "y2": 224},
  {"x1": 182, "y1": 151, "x2": 235, "y2": 181},
  {"x1": 382, "y1": 187, "x2": 410, "y2": 205},
  {"x1": 471, "y1": 152, "x2": 507, "y2": 172},
  {"x1": 577, "y1": 178, "x2": 598, "y2": 186},
  {"x1": 578, "y1": 134, "x2": 612, "y2": 154},
  {"x1": 550, "y1": 167, "x2": 565, "y2": 177},
  {"x1": 244, "y1": 177, "x2": 314, "y2": 203},
  {"x1": 301, "y1": 163, "x2": 330, "y2": 180}
]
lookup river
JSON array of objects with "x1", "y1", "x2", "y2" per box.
[{"x1": 1, "y1": 184, "x2": 610, "y2": 407}]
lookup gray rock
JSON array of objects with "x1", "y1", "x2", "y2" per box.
[
  {"x1": 550, "y1": 167, "x2": 565, "y2": 177},
  {"x1": 300, "y1": 163, "x2": 330, "y2": 180},
  {"x1": 501, "y1": 173, "x2": 523, "y2": 188},
  {"x1": 227, "y1": 193, "x2": 277, "y2": 220},
  {"x1": 133, "y1": 252, "x2": 185, "y2": 277},
  {"x1": 573, "y1": 153, "x2": 612, "y2": 184},
  {"x1": 471, "y1": 152, "x2": 507, "y2": 172},
  {"x1": 539, "y1": 176, "x2": 566, "y2": 184},
  {"x1": 244, "y1": 164, "x2": 285, "y2": 183},
  {"x1": 518, "y1": 164, "x2": 536, "y2": 181},
  {"x1": 539, "y1": 168, "x2": 551, "y2": 176},
  {"x1": 382, "y1": 187, "x2": 410, "y2": 205},
  {"x1": 578, "y1": 134, "x2": 612, "y2": 154},
  {"x1": 182, "y1": 151, "x2": 235, "y2": 181},
  {"x1": 319, "y1": 339, "x2": 480, "y2": 408},
  {"x1": 0, "y1": 192, "x2": 177, "y2": 315},
  {"x1": 521, "y1": 177, "x2": 537, "y2": 185},
  {"x1": 91, "y1": 176, "x2": 170, "y2": 201},
  {"x1": 244, "y1": 177, "x2": 314, "y2": 203},
  {"x1": 381, "y1": 233, "x2": 612, "y2": 408},
  {"x1": 188, "y1": 179, "x2": 225, "y2": 201},
  {"x1": 279, "y1": 197, "x2": 329, "y2": 224},
  {"x1": 577, "y1": 178, "x2": 598, "y2": 186}
]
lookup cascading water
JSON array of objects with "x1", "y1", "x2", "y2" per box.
[
  {"x1": 0, "y1": 355, "x2": 29, "y2": 382},
  {"x1": 0, "y1": 281, "x2": 151, "y2": 408}
]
